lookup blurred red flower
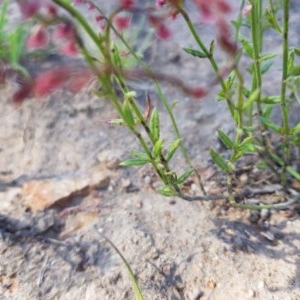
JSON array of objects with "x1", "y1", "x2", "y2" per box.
[
  {"x1": 114, "y1": 16, "x2": 131, "y2": 31},
  {"x1": 26, "y1": 25, "x2": 48, "y2": 49}
]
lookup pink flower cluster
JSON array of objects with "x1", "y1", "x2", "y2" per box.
[
  {"x1": 12, "y1": 66, "x2": 94, "y2": 104},
  {"x1": 154, "y1": 0, "x2": 236, "y2": 53},
  {"x1": 194, "y1": 0, "x2": 237, "y2": 54},
  {"x1": 11, "y1": 1, "x2": 94, "y2": 103}
]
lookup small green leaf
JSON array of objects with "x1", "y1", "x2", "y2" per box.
[
  {"x1": 210, "y1": 149, "x2": 232, "y2": 173},
  {"x1": 157, "y1": 184, "x2": 178, "y2": 197},
  {"x1": 130, "y1": 150, "x2": 149, "y2": 160},
  {"x1": 120, "y1": 158, "x2": 149, "y2": 167},
  {"x1": 238, "y1": 136, "x2": 254, "y2": 147},
  {"x1": 260, "y1": 117, "x2": 281, "y2": 133},
  {"x1": 270, "y1": 153, "x2": 300, "y2": 181},
  {"x1": 149, "y1": 108, "x2": 160, "y2": 142},
  {"x1": 239, "y1": 34, "x2": 254, "y2": 58},
  {"x1": 111, "y1": 43, "x2": 122, "y2": 68},
  {"x1": 290, "y1": 65, "x2": 300, "y2": 76},
  {"x1": 152, "y1": 139, "x2": 163, "y2": 158},
  {"x1": 294, "y1": 47, "x2": 300, "y2": 57},
  {"x1": 166, "y1": 139, "x2": 181, "y2": 162},
  {"x1": 287, "y1": 50, "x2": 295, "y2": 76},
  {"x1": 262, "y1": 105, "x2": 273, "y2": 119},
  {"x1": 217, "y1": 129, "x2": 234, "y2": 149},
  {"x1": 183, "y1": 47, "x2": 208, "y2": 58},
  {"x1": 259, "y1": 52, "x2": 277, "y2": 62},
  {"x1": 265, "y1": 9, "x2": 282, "y2": 33},
  {"x1": 261, "y1": 96, "x2": 281, "y2": 105},
  {"x1": 232, "y1": 151, "x2": 244, "y2": 161},
  {"x1": 243, "y1": 126, "x2": 255, "y2": 133},
  {"x1": 243, "y1": 89, "x2": 260, "y2": 110},
  {"x1": 256, "y1": 160, "x2": 268, "y2": 170},
  {"x1": 261, "y1": 61, "x2": 274, "y2": 74},
  {"x1": 176, "y1": 168, "x2": 194, "y2": 185},
  {"x1": 122, "y1": 101, "x2": 135, "y2": 126},
  {"x1": 240, "y1": 143, "x2": 258, "y2": 152},
  {"x1": 286, "y1": 166, "x2": 300, "y2": 181},
  {"x1": 0, "y1": 0, "x2": 8, "y2": 33},
  {"x1": 233, "y1": 109, "x2": 240, "y2": 124},
  {"x1": 209, "y1": 40, "x2": 215, "y2": 56},
  {"x1": 293, "y1": 123, "x2": 300, "y2": 134}
]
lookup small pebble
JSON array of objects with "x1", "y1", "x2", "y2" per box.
[
  {"x1": 191, "y1": 183, "x2": 199, "y2": 192},
  {"x1": 134, "y1": 199, "x2": 143, "y2": 208},
  {"x1": 261, "y1": 220, "x2": 270, "y2": 230},
  {"x1": 207, "y1": 278, "x2": 217, "y2": 289},
  {"x1": 260, "y1": 208, "x2": 270, "y2": 220},
  {"x1": 169, "y1": 199, "x2": 176, "y2": 205},
  {"x1": 121, "y1": 178, "x2": 131, "y2": 188},
  {"x1": 249, "y1": 211, "x2": 260, "y2": 224},
  {"x1": 144, "y1": 175, "x2": 151, "y2": 184},
  {"x1": 257, "y1": 281, "x2": 265, "y2": 289},
  {"x1": 261, "y1": 231, "x2": 275, "y2": 242},
  {"x1": 247, "y1": 289, "x2": 256, "y2": 298},
  {"x1": 240, "y1": 173, "x2": 248, "y2": 184},
  {"x1": 192, "y1": 290, "x2": 204, "y2": 300},
  {"x1": 106, "y1": 216, "x2": 113, "y2": 223}
]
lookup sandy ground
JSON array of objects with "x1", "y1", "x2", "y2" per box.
[{"x1": 1, "y1": 1, "x2": 300, "y2": 299}]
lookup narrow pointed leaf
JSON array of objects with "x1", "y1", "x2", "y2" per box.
[
  {"x1": 210, "y1": 149, "x2": 231, "y2": 173},
  {"x1": 239, "y1": 34, "x2": 254, "y2": 58},
  {"x1": 293, "y1": 123, "x2": 300, "y2": 134},
  {"x1": 149, "y1": 108, "x2": 160, "y2": 142},
  {"x1": 265, "y1": 10, "x2": 282, "y2": 33},
  {"x1": 261, "y1": 96, "x2": 281, "y2": 105},
  {"x1": 122, "y1": 101, "x2": 135, "y2": 126},
  {"x1": 217, "y1": 129, "x2": 234, "y2": 149},
  {"x1": 157, "y1": 184, "x2": 178, "y2": 197},
  {"x1": 239, "y1": 136, "x2": 254, "y2": 147},
  {"x1": 243, "y1": 89, "x2": 260, "y2": 110},
  {"x1": 120, "y1": 158, "x2": 149, "y2": 167},
  {"x1": 176, "y1": 168, "x2": 194, "y2": 185},
  {"x1": 183, "y1": 47, "x2": 208, "y2": 58},
  {"x1": 209, "y1": 40, "x2": 215, "y2": 56},
  {"x1": 166, "y1": 139, "x2": 181, "y2": 162},
  {"x1": 261, "y1": 61, "x2": 274, "y2": 74},
  {"x1": 260, "y1": 117, "x2": 281, "y2": 133},
  {"x1": 152, "y1": 139, "x2": 163, "y2": 158},
  {"x1": 259, "y1": 53, "x2": 277, "y2": 62},
  {"x1": 262, "y1": 105, "x2": 273, "y2": 119},
  {"x1": 130, "y1": 150, "x2": 149, "y2": 160}
]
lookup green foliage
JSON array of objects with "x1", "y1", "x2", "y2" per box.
[
  {"x1": 3, "y1": 0, "x2": 298, "y2": 212},
  {"x1": 210, "y1": 149, "x2": 232, "y2": 173},
  {"x1": 103, "y1": 236, "x2": 144, "y2": 300},
  {"x1": 166, "y1": 139, "x2": 181, "y2": 162},
  {"x1": 158, "y1": 184, "x2": 178, "y2": 197},
  {"x1": 183, "y1": 47, "x2": 208, "y2": 58},
  {"x1": 217, "y1": 130, "x2": 234, "y2": 149},
  {"x1": 176, "y1": 168, "x2": 194, "y2": 185},
  {"x1": 149, "y1": 108, "x2": 160, "y2": 143}
]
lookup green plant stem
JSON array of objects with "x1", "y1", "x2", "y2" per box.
[
  {"x1": 53, "y1": 0, "x2": 106, "y2": 56},
  {"x1": 100, "y1": 234, "x2": 144, "y2": 300},
  {"x1": 106, "y1": 19, "x2": 206, "y2": 193},
  {"x1": 280, "y1": 0, "x2": 291, "y2": 188},
  {"x1": 250, "y1": 0, "x2": 281, "y2": 180},
  {"x1": 176, "y1": 6, "x2": 235, "y2": 116},
  {"x1": 250, "y1": 1, "x2": 263, "y2": 117},
  {"x1": 53, "y1": 0, "x2": 170, "y2": 184}
]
